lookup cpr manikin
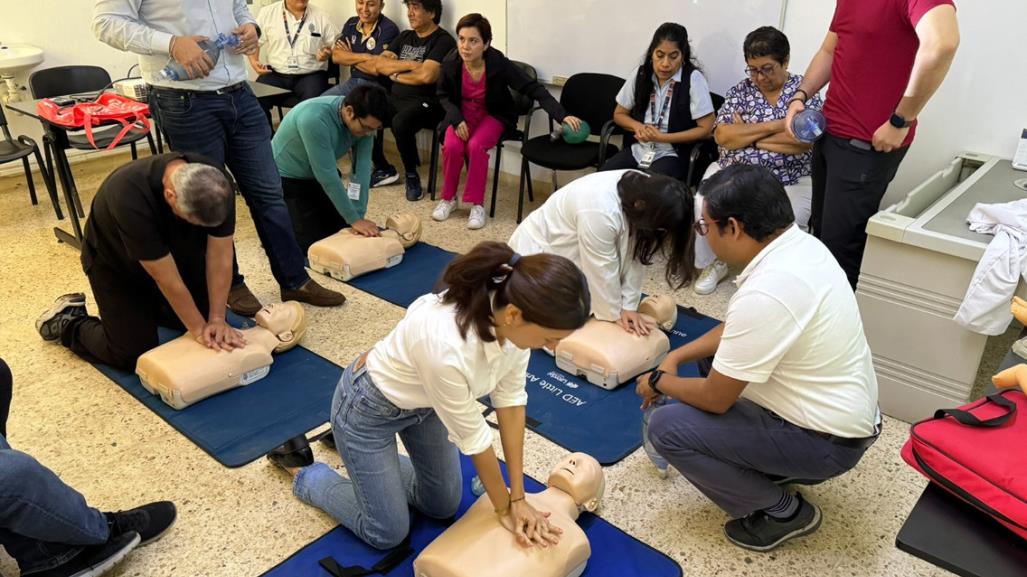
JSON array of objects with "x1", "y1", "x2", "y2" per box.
[
  {"x1": 554, "y1": 295, "x2": 677, "y2": 389},
  {"x1": 308, "y1": 212, "x2": 423, "y2": 281},
  {"x1": 135, "y1": 302, "x2": 308, "y2": 409},
  {"x1": 413, "y1": 453, "x2": 604, "y2": 577}
]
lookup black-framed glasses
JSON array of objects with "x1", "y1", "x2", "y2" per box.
[
  {"x1": 744, "y1": 63, "x2": 779, "y2": 79},
  {"x1": 693, "y1": 218, "x2": 718, "y2": 236},
  {"x1": 355, "y1": 117, "x2": 380, "y2": 134}
]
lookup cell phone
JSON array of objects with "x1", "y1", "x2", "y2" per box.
[
  {"x1": 848, "y1": 138, "x2": 873, "y2": 152},
  {"x1": 52, "y1": 97, "x2": 75, "y2": 107},
  {"x1": 1013, "y1": 128, "x2": 1027, "y2": 172}
]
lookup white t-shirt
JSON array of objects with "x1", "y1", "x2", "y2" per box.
[
  {"x1": 366, "y1": 293, "x2": 530, "y2": 456},
  {"x1": 508, "y1": 170, "x2": 643, "y2": 321},
  {"x1": 713, "y1": 226, "x2": 879, "y2": 438},
  {"x1": 257, "y1": 1, "x2": 337, "y2": 74},
  {"x1": 615, "y1": 68, "x2": 714, "y2": 163}
]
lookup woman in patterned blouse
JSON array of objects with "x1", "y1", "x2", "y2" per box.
[{"x1": 692, "y1": 26, "x2": 824, "y2": 296}]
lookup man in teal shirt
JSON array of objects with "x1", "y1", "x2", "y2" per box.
[{"x1": 273, "y1": 84, "x2": 388, "y2": 251}]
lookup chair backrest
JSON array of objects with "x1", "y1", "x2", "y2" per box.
[
  {"x1": 508, "y1": 60, "x2": 538, "y2": 117},
  {"x1": 29, "y1": 65, "x2": 112, "y2": 99},
  {"x1": 710, "y1": 92, "x2": 726, "y2": 117},
  {"x1": 0, "y1": 105, "x2": 11, "y2": 141},
  {"x1": 559, "y1": 73, "x2": 625, "y2": 136}
]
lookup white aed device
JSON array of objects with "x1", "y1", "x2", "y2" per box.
[
  {"x1": 1013, "y1": 128, "x2": 1027, "y2": 171},
  {"x1": 113, "y1": 78, "x2": 149, "y2": 102}
]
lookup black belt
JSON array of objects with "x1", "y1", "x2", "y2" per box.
[
  {"x1": 810, "y1": 427, "x2": 880, "y2": 449},
  {"x1": 149, "y1": 82, "x2": 247, "y2": 97}
]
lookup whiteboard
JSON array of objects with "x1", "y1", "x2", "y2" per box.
[{"x1": 507, "y1": 0, "x2": 785, "y2": 95}]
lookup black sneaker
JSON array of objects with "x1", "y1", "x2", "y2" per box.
[
  {"x1": 267, "y1": 434, "x2": 314, "y2": 470},
  {"x1": 723, "y1": 493, "x2": 822, "y2": 551},
  {"x1": 371, "y1": 166, "x2": 399, "y2": 188},
  {"x1": 36, "y1": 293, "x2": 87, "y2": 342},
  {"x1": 404, "y1": 173, "x2": 423, "y2": 201},
  {"x1": 105, "y1": 501, "x2": 177, "y2": 546},
  {"x1": 33, "y1": 531, "x2": 140, "y2": 577}
]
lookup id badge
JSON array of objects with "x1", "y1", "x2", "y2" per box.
[
  {"x1": 286, "y1": 55, "x2": 300, "y2": 70},
  {"x1": 347, "y1": 181, "x2": 361, "y2": 201},
  {"x1": 639, "y1": 145, "x2": 656, "y2": 169}
]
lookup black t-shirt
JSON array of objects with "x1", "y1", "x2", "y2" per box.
[
  {"x1": 389, "y1": 27, "x2": 455, "y2": 100},
  {"x1": 81, "y1": 153, "x2": 235, "y2": 282}
]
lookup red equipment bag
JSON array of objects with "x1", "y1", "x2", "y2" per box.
[
  {"x1": 36, "y1": 92, "x2": 151, "y2": 151},
  {"x1": 901, "y1": 389, "x2": 1027, "y2": 540}
]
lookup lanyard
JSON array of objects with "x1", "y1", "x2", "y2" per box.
[
  {"x1": 649, "y1": 79, "x2": 676, "y2": 129},
  {"x1": 283, "y1": 9, "x2": 309, "y2": 49}
]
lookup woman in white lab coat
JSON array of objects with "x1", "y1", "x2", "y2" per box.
[{"x1": 508, "y1": 169, "x2": 696, "y2": 335}]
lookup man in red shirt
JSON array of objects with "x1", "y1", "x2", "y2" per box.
[{"x1": 785, "y1": 0, "x2": 959, "y2": 289}]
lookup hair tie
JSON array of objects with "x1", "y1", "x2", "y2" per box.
[{"x1": 508, "y1": 253, "x2": 522, "y2": 269}]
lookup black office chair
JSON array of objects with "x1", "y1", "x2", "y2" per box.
[
  {"x1": 29, "y1": 65, "x2": 157, "y2": 216},
  {"x1": 684, "y1": 92, "x2": 726, "y2": 190},
  {"x1": 0, "y1": 103, "x2": 61, "y2": 218},
  {"x1": 515, "y1": 72, "x2": 625, "y2": 222},
  {"x1": 426, "y1": 60, "x2": 539, "y2": 219}
]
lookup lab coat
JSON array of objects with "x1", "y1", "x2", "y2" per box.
[
  {"x1": 508, "y1": 170, "x2": 642, "y2": 322},
  {"x1": 954, "y1": 199, "x2": 1027, "y2": 335}
]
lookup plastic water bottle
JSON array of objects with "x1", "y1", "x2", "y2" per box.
[
  {"x1": 160, "y1": 33, "x2": 241, "y2": 81},
  {"x1": 641, "y1": 397, "x2": 671, "y2": 478},
  {"x1": 470, "y1": 474, "x2": 485, "y2": 497},
  {"x1": 790, "y1": 108, "x2": 826, "y2": 144}
]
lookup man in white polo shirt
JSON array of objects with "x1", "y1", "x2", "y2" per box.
[{"x1": 638, "y1": 164, "x2": 880, "y2": 552}]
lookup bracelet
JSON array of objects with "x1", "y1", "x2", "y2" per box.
[
  {"x1": 787, "y1": 97, "x2": 806, "y2": 108},
  {"x1": 169, "y1": 35, "x2": 178, "y2": 55},
  {"x1": 510, "y1": 495, "x2": 526, "y2": 504},
  {"x1": 793, "y1": 88, "x2": 809, "y2": 102}
]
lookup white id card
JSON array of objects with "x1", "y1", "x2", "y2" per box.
[
  {"x1": 639, "y1": 145, "x2": 656, "y2": 169},
  {"x1": 286, "y1": 56, "x2": 300, "y2": 69},
  {"x1": 347, "y1": 181, "x2": 361, "y2": 201}
]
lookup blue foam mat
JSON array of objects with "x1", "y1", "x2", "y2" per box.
[
  {"x1": 92, "y1": 312, "x2": 342, "y2": 468},
  {"x1": 345, "y1": 242, "x2": 456, "y2": 308},
  {"x1": 260, "y1": 455, "x2": 682, "y2": 577},
  {"x1": 483, "y1": 305, "x2": 720, "y2": 465}
]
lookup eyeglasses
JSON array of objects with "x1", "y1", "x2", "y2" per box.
[
  {"x1": 744, "y1": 63, "x2": 779, "y2": 79},
  {"x1": 693, "y1": 218, "x2": 719, "y2": 236},
  {"x1": 355, "y1": 117, "x2": 380, "y2": 134}
]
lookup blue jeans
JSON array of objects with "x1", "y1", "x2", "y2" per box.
[
  {"x1": 149, "y1": 84, "x2": 309, "y2": 290},
  {"x1": 0, "y1": 436, "x2": 109, "y2": 575},
  {"x1": 293, "y1": 361, "x2": 462, "y2": 549},
  {"x1": 647, "y1": 398, "x2": 873, "y2": 518}
]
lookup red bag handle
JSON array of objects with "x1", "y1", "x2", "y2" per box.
[{"x1": 934, "y1": 393, "x2": 1017, "y2": 428}]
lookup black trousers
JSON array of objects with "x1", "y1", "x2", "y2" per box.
[
  {"x1": 0, "y1": 358, "x2": 10, "y2": 438},
  {"x1": 61, "y1": 263, "x2": 210, "y2": 371},
  {"x1": 599, "y1": 147, "x2": 688, "y2": 180},
  {"x1": 388, "y1": 94, "x2": 444, "y2": 176},
  {"x1": 257, "y1": 70, "x2": 331, "y2": 124},
  {"x1": 282, "y1": 176, "x2": 349, "y2": 253},
  {"x1": 811, "y1": 133, "x2": 908, "y2": 289}
]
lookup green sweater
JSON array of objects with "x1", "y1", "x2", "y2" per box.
[{"x1": 271, "y1": 95, "x2": 373, "y2": 224}]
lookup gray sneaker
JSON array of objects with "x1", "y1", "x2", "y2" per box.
[
  {"x1": 36, "y1": 293, "x2": 87, "y2": 342},
  {"x1": 724, "y1": 493, "x2": 822, "y2": 551}
]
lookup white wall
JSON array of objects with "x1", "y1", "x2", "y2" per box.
[{"x1": 784, "y1": 0, "x2": 1027, "y2": 206}]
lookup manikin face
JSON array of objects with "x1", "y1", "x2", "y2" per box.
[
  {"x1": 355, "y1": 0, "x2": 383, "y2": 24},
  {"x1": 547, "y1": 452, "x2": 603, "y2": 511},
  {"x1": 457, "y1": 26, "x2": 488, "y2": 64},
  {"x1": 255, "y1": 301, "x2": 307, "y2": 352},
  {"x1": 651, "y1": 40, "x2": 684, "y2": 83}
]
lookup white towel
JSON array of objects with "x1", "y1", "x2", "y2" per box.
[{"x1": 953, "y1": 199, "x2": 1027, "y2": 335}]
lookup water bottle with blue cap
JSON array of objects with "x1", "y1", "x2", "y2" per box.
[
  {"x1": 160, "y1": 33, "x2": 241, "y2": 81},
  {"x1": 790, "y1": 109, "x2": 826, "y2": 144}
]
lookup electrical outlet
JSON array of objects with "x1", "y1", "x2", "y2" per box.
[{"x1": 550, "y1": 75, "x2": 568, "y2": 87}]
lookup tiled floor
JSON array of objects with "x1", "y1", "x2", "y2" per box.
[{"x1": 0, "y1": 150, "x2": 969, "y2": 577}]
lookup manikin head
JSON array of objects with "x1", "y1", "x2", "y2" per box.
[
  {"x1": 162, "y1": 161, "x2": 234, "y2": 228},
  {"x1": 546, "y1": 453, "x2": 604, "y2": 513},
  {"x1": 638, "y1": 294, "x2": 677, "y2": 331},
  {"x1": 383, "y1": 212, "x2": 423, "y2": 248},
  {"x1": 254, "y1": 301, "x2": 308, "y2": 353}
]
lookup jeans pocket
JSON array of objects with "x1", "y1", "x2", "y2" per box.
[
  {"x1": 153, "y1": 91, "x2": 192, "y2": 117},
  {"x1": 351, "y1": 376, "x2": 402, "y2": 420}
]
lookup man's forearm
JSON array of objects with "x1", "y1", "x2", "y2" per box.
[
  {"x1": 716, "y1": 120, "x2": 784, "y2": 150},
  {"x1": 666, "y1": 323, "x2": 724, "y2": 366},
  {"x1": 796, "y1": 33, "x2": 836, "y2": 98},
  {"x1": 655, "y1": 376, "x2": 725, "y2": 413},
  {"x1": 376, "y1": 58, "x2": 419, "y2": 76},
  {"x1": 156, "y1": 278, "x2": 206, "y2": 334},
  {"x1": 896, "y1": 8, "x2": 959, "y2": 120},
  {"x1": 206, "y1": 238, "x2": 234, "y2": 320},
  {"x1": 332, "y1": 49, "x2": 373, "y2": 66}
]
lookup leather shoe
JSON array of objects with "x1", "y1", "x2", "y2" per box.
[
  {"x1": 228, "y1": 284, "x2": 263, "y2": 317},
  {"x1": 281, "y1": 279, "x2": 346, "y2": 307},
  {"x1": 267, "y1": 435, "x2": 314, "y2": 470}
]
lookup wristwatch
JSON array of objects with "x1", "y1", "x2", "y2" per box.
[
  {"x1": 647, "y1": 369, "x2": 665, "y2": 395},
  {"x1": 889, "y1": 112, "x2": 910, "y2": 129}
]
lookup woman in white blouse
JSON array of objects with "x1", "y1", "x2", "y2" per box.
[
  {"x1": 509, "y1": 170, "x2": 697, "y2": 335},
  {"x1": 268, "y1": 241, "x2": 590, "y2": 550}
]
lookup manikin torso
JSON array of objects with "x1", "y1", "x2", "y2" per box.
[{"x1": 135, "y1": 302, "x2": 307, "y2": 409}]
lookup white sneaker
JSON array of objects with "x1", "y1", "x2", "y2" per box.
[
  {"x1": 467, "y1": 204, "x2": 487, "y2": 230},
  {"x1": 693, "y1": 260, "x2": 729, "y2": 295},
  {"x1": 432, "y1": 199, "x2": 456, "y2": 222}
]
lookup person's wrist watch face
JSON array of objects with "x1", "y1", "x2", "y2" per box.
[{"x1": 889, "y1": 113, "x2": 908, "y2": 129}]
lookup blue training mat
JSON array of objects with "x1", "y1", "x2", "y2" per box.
[
  {"x1": 91, "y1": 312, "x2": 342, "y2": 468},
  {"x1": 483, "y1": 305, "x2": 720, "y2": 465},
  {"x1": 260, "y1": 455, "x2": 682, "y2": 577},
  {"x1": 345, "y1": 242, "x2": 457, "y2": 308}
]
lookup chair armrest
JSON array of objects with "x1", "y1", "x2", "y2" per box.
[
  {"x1": 17, "y1": 135, "x2": 40, "y2": 149},
  {"x1": 598, "y1": 119, "x2": 619, "y2": 166},
  {"x1": 686, "y1": 138, "x2": 719, "y2": 190}
]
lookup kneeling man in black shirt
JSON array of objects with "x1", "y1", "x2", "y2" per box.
[{"x1": 36, "y1": 154, "x2": 245, "y2": 370}]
